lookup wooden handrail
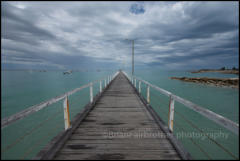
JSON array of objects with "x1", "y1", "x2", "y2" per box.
[
  {"x1": 1, "y1": 71, "x2": 119, "y2": 129},
  {"x1": 122, "y1": 72, "x2": 239, "y2": 135}
]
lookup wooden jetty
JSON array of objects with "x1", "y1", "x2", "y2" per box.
[{"x1": 34, "y1": 71, "x2": 190, "y2": 160}]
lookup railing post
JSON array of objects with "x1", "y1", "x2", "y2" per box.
[
  {"x1": 147, "y1": 85, "x2": 150, "y2": 104},
  {"x1": 168, "y1": 95, "x2": 175, "y2": 132},
  {"x1": 63, "y1": 96, "x2": 70, "y2": 130},
  {"x1": 134, "y1": 78, "x2": 136, "y2": 87},
  {"x1": 100, "y1": 80, "x2": 102, "y2": 93},
  {"x1": 139, "y1": 81, "x2": 141, "y2": 93},
  {"x1": 90, "y1": 82, "x2": 93, "y2": 103}
]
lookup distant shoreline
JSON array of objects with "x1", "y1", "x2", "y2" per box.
[
  {"x1": 170, "y1": 77, "x2": 239, "y2": 89},
  {"x1": 190, "y1": 69, "x2": 239, "y2": 75}
]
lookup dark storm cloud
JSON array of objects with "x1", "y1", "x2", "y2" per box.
[
  {"x1": 1, "y1": 2, "x2": 55, "y2": 45},
  {"x1": 1, "y1": 1, "x2": 239, "y2": 70}
]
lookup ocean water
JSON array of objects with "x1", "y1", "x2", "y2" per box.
[{"x1": 1, "y1": 69, "x2": 239, "y2": 159}]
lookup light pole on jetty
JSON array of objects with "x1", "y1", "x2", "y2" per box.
[{"x1": 125, "y1": 39, "x2": 134, "y2": 76}]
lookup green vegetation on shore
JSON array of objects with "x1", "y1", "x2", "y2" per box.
[{"x1": 190, "y1": 67, "x2": 239, "y2": 75}]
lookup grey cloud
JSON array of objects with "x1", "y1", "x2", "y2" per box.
[
  {"x1": 1, "y1": 1, "x2": 239, "y2": 70},
  {"x1": 1, "y1": 2, "x2": 55, "y2": 44}
]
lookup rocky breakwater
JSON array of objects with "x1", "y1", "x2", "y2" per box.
[{"x1": 170, "y1": 77, "x2": 239, "y2": 89}]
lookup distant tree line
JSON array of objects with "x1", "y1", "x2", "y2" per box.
[{"x1": 220, "y1": 67, "x2": 238, "y2": 70}]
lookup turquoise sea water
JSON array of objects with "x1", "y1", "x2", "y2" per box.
[{"x1": 1, "y1": 69, "x2": 239, "y2": 159}]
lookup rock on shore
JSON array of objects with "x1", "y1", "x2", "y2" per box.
[{"x1": 170, "y1": 77, "x2": 239, "y2": 88}]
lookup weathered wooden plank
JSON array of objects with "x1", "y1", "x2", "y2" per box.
[
  {"x1": 68, "y1": 135, "x2": 170, "y2": 140},
  {"x1": 60, "y1": 143, "x2": 175, "y2": 150},
  {"x1": 69, "y1": 135, "x2": 173, "y2": 140},
  {"x1": 54, "y1": 151, "x2": 180, "y2": 160},
  {"x1": 86, "y1": 114, "x2": 149, "y2": 119},
  {"x1": 76, "y1": 124, "x2": 160, "y2": 129},
  {"x1": 72, "y1": 129, "x2": 165, "y2": 134},
  {"x1": 73, "y1": 127, "x2": 161, "y2": 132},
  {"x1": 69, "y1": 134, "x2": 170, "y2": 140},
  {"x1": 90, "y1": 109, "x2": 145, "y2": 112},
  {"x1": 79, "y1": 120, "x2": 156, "y2": 124},
  {"x1": 65, "y1": 139, "x2": 171, "y2": 144},
  {"x1": 72, "y1": 128, "x2": 162, "y2": 134},
  {"x1": 87, "y1": 112, "x2": 149, "y2": 116},
  {"x1": 56, "y1": 150, "x2": 179, "y2": 153}
]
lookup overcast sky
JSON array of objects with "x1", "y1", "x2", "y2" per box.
[{"x1": 1, "y1": 1, "x2": 239, "y2": 70}]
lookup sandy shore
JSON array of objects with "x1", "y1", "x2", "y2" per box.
[
  {"x1": 170, "y1": 77, "x2": 239, "y2": 89},
  {"x1": 190, "y1": 69, "x2": 239, "y2": 75}
]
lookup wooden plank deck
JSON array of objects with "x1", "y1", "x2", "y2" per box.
[{"x1": 51, "y1": 72, "x2": 181, "y2": 160}]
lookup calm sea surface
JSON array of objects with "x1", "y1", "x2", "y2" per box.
[{"x1": 1, "y1": 69, "x2": 239, "y2": 159}]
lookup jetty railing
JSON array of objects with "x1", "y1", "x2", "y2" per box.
[
  {"x1": 2, "y1": 71, "x2": 119, "y2": 129},
  {"x1": 123, "y1": 71, "x2": 239, "y2": 159},
  {"x1": 1, "y1": 71, "x2": 119, "y2": 159}
]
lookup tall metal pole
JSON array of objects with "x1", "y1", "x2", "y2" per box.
[
  {"x1": 125, "y1": 39, "x2": 135, "y2": 76},
  {"x1": 132, "y1": 40, "x2": 134, "y2": 76}
]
